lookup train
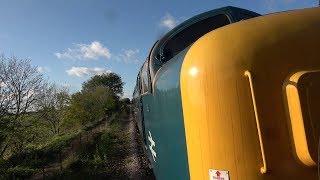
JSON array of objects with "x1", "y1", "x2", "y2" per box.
[{"x1": 132, "y1": 6, "x2": 320, "y2": 180}]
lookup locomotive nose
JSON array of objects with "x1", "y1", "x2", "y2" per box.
[{"x1": 285, "y1": 71, "x2": 320, "y2": 167}]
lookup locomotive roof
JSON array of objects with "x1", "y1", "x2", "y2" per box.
[
  {"x1": 147, "y1": 6, "x2": 260, "y2": 83},
  {"x1": 156, "y1": 6, "x2": 260, "y2": 49}
]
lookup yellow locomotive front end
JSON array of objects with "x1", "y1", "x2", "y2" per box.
[{"x1": 180, "y1": 7, "x2": 320, "y2": 180}]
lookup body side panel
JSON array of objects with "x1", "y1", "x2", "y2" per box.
[{"x1": 142, "y1": 48, "x2": 190, "y2": 180}]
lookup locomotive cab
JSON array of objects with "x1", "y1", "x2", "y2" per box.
[{"x1": 181, "y1": 7, "x2": 320, "y2": 180}]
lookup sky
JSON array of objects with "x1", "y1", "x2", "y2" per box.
[{"x1": 0, "y1": 0, "x2": 317, "y2": 98}]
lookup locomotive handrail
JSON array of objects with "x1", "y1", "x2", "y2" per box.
[{"x1": 244, "y1": 70, "x2": 267, "y2": 174}]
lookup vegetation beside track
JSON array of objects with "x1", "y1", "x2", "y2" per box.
[{"x1": 0, "y1": 55, "x2": 148, "y2": 179}]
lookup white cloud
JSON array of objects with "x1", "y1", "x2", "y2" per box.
[
  {"x1": 37, "y1": 66, "x2": 50, "y2": 73},
  {"x1": 55, "y1": 41, "x2": 112, "y2": 60},
  {"x1": 116, "y1": 49, "x2": 140, "y2": 64},
  {"x1": 66, "y1": 67, "x2": 112, "y2": 77},
  {"x1": 160, "y1": 13, "x2": 178, "y2": 30}
]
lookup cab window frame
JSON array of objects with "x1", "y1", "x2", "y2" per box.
[
  {"x1": 140, "y1": 60, "x2": 151, "y2": 95},
  {"x1": 159, "y1": 13, "x2": 232, "y2": 62}
]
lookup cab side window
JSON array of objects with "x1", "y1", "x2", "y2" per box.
[
  {"x1": 163, "y1": 14, "x2": 230, "y2": 60},
  {"x1": 140, "y1": 61, "x2": 149, "y2": 94}
]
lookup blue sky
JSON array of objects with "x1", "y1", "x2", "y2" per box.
[{"x1": 0, "y1": 0, "x2": 317, "y2": 98}]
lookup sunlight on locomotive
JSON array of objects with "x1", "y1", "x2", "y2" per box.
[
  {"x1": 286, "y1": 84, "x2": 316, "y2": 166},
  {"x1": 189, "y1": 67, "x2": 199, "y2": 77}
]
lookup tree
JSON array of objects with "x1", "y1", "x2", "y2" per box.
[
  {"x1": 67, "y1": 86, "x2": 116, "y2": 126},
  {"x1": 37, "y1": 83, "x2": 70, "y2": 134},
  {"x1": 0, "y1": 55, "x2": 43, "y2": 116},
  {"x1": 82, "y1": 72, "x2": 124, "y2": 97},
  {"x1": 120, "y1": 98, "x2": 130, "y2": 105},
  {"x1": 0, "y1": 55, "x2": 44, "y2": 157}
]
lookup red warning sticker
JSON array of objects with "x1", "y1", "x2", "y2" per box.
[{"x1": 209, "y1": 169, "x2": 229, "y2": 180}]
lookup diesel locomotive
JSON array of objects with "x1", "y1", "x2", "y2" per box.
[{"x1": 133, "y1": 6, "x2": 320, "y2": 180}]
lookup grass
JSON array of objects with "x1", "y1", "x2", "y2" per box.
[
  {"x1": 0, "y1": 109, "x2": 131, "y2": 180},
  {"x1": 49, "y1": 113, "x2": 130, "y2": 179}
]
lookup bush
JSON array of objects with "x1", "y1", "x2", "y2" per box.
[{"x1": 6, "y1": 166, "x2": 37, "y2": 179}]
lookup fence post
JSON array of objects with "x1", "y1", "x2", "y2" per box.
[
  {"x1": 42, "y1": 165, "x2": 45, "y2": 179},
  {"x1": 59, "y1": 147, "x2": 62, "y2": 171},
  {"x1": 87, "y1": 132, "x2": 89, "y2": 142}
]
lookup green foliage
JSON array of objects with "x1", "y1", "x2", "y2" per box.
[
  {"x1": 50, "y1": 118, "x2": 130, "y2": 179},
  {"x1": 82, "y1": 72, "x2": 124, "y2": 96},
  {"x1": 67, "y1": 87, "x2": 116, "y2": 125},
  {"x1": 0, "y1": 55, "x2": 45, "y2": 158},
  {"x1": 83, "y1": 117, "x2": 105, "y2": 131},
  {"x1": 120, "y1": 98, "x2": 131, "y2": 105},
  {"x1": 37, "y1": 84, "x2": 71, "y2": 134},
  {"x1": 2, "y1": 130, "x2": 80, "y2": 170},
  {"x1": 78, "y1": 120, "x2": 129, "y2": 167},
  {"x1": 2, "y1": 113, "x2": 51, "y2": 158},
  {"x1": 6, "y1": 166, "x2": 37, "y2": 179},
  {"x1": 0, "y1": 54, "x2": 127, "y2": 179},
  {"x1": 0, "y1": 148, "x2": 48, "y2": 179},
  {"x1": 42, "y1": 131, "x2": 80, "y2": 152}
]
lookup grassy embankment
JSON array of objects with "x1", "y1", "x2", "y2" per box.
[
  {"x1": 0, "y1": 108, "x2": 131, "y2": 180},
  {"x1": 50, "y1": 110, "x2": 130, "y2": 179}
]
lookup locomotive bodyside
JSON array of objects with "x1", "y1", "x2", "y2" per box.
[
  {"x1": 142, "y1": 48, "x2": 191, "y2": 179},
  {"x1": 181, "y1": 7, "x2": 320, "y2": 179},
  {"x1": 133, "y1": 6, "x2": 320, "y2": 180}
]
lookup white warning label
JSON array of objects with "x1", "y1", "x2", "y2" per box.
[{"x1": 209, "y1": 169, "x2": 229, "y2": 180}]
